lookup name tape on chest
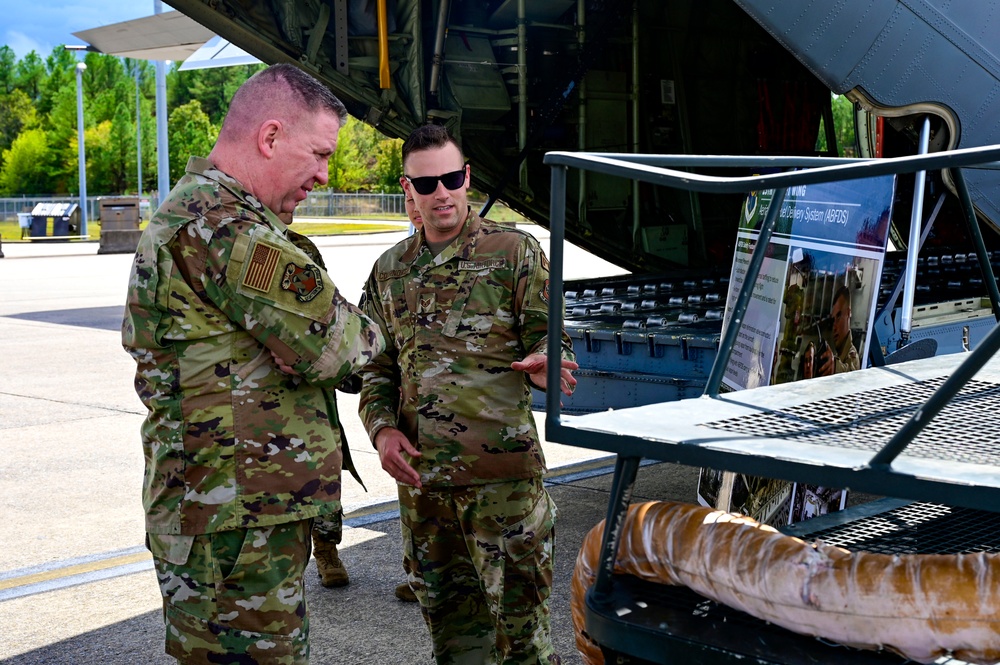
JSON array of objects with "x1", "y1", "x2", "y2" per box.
[
  {"x1": 377, "y1": 268, "x2": 410, "y2": 281},
  {"x1": 377, "y1": 258, "x2": 508, "y2": 282},
  {"x1": 458, "y1": 259, "x2": 507, "y2": 271}
]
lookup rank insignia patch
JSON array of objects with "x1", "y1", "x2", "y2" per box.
[
  {"x1": 242, "y1": 241, "x2": 281, "y2": 292},
  {"x1": 281, "y1": 262, "x2": 324, "y2": 302}
]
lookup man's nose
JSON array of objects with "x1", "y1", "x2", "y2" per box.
[{"x1": 315, "y1": 163, "x2": 330, "y2": 186}]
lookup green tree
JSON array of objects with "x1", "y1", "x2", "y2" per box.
[
  {"x1": 327, "y1": 117, "x2": 370, "y2": 191},
  {"x1": 831, "y1": 94, "x2": 857, "y2": 157},
  {"x1": 169, "y1": 64, "x2": 263, "y2": 125},
  {"x1": 38, "y1": 47, "x2": 77, "y2": 118},
  {"x1": 326, "y1": 116, "x2": 403, "y2": 192},
  {"x1": 0, "y1": 46, "x2": 16, "y2": 94},
  {"x1": 0, "y1": 89, "x2": 38, "y2": 170},
  {"x1": 817, "y1": 94, "x2": 858, "y2": 157},
  {"x1": 14, "y1": 51, "x2": 46, "y2": 102},
  {"x1": 44, "y1": 84, "x2": 81, "y2": 194},
  {"x1": 373, "y1": 135, "x2": 404, "y2": 193},
  {"x1": 0, "y1": 127, "x2": 53, "y2": 195},
  {"x1": 83, "y1": 52, "x2": 130, "y2": 123},
  {"x1": 85, "y1": 101, "x2": 135, "y2": 194},
  {"x1": 0, "y1": 47, "x2": 408, "y2": 198},
  {"x1": 168, "y1": 99, "x2": 218, "y2": 183}
]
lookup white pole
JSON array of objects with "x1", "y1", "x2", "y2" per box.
[
  {"x1": 136, "y1": 65, "x2": 143, "y2": 199},
  {"x1": 75, "y1": 62, "x2": 88, "y2": 239},
  {"x1": 154, "y1": 0, "x2": 170, "y2": 203}
]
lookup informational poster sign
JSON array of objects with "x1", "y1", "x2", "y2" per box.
[{"x1": 697, "y1": 175, "x2": 896, "y2": 526}]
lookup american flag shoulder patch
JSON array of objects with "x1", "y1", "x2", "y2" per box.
[{"x1": 242, "y1": 240, "x2": 282, "y2": 292}]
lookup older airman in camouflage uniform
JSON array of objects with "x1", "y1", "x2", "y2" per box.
[
  {"x1": 359, "y1": 124, "x2": 578, "y2": 664},
  {"x1": 122, "y1": 64, "x2": 384, "y2": 665}
]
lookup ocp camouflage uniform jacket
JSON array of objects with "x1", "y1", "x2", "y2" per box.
[
  {"x1": 358, "y1": 208, "x2": 574, "y2": 487},
  {"x1": 123, "y1": 156, "x2": 385, "y2": 536}
]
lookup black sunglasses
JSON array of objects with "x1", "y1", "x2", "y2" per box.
[{"x1": 404, "y1": 168, "x2": 466, "y2": 196}]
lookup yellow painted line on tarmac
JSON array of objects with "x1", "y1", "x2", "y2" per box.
[
  {"x1": 0, "y1": 456, "x2": 621, "y2": 599},
  {"x1": 545, "y1": 455, "x2": 617, "y2": 481},
  {"x1": 0, "y1": 551, "x2": 151, "y2": 592},
  {"x1": 341, "y1": 455, "x2": 619, "y2": 525}
]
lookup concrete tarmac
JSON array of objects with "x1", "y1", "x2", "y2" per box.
[{"x1": 0, "y1": 225, "x2": 701, "y2": 665}]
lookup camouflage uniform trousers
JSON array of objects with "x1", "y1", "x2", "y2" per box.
[
  {"x1": 398, "y1": 476, "x2": 561, "y2": 665},
  {"x1": 312, "y1": 510, "x2": 343, "y2": 545},
  {"x1": 147, "y1": 520, "x2": 312, "y2": 664}
]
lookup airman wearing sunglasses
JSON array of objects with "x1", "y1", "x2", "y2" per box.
[{"x1": 358, "y1": 124, "x2": 577, "y2": 664}]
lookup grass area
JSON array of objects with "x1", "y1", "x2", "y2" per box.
[
  {"x1": 0, "y1": 201, "x2": 530, "y2": 243},
  {"x1": 0, "y1": 218, "x2": 405, "y2": 242},
  {"x1": 288, "y1": 221, "x2": 406, "y2": 235}
]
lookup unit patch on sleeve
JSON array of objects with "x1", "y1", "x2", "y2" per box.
[
  {"x1": 242, "y1": 241, "x2": 282, "y2": 292},
  {"x1": 281, "y1": 262, "x2": 324, "y2": 302}
]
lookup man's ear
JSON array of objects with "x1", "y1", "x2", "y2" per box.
[
  {"x1": 400, "y1": 176, "x2": 411, "y2": 196},
  {"x1": 258, "y1": 119, "x2": 282, "y2": 158}
]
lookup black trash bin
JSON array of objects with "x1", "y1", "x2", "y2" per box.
[{"x1": 29, "y1": 202, "x2": 79, "y2": 242}]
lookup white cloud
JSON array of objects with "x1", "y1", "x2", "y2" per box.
[
  {"x1": 3, "y1": 1, "x2": 153, "y2": 61},
  {"x1": 5, "y1": 31, "x2": 50, "y2": 60}
]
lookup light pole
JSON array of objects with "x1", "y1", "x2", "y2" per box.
[
  {"x1": 135, "y1": 64, "x2": 143, "y2": 199},
  {"x1": 75, "y1": 61, "x2": 88, "y2": 239},
  {"x1": 154, "y1": 0, "x2": 171, "y2": 203}
]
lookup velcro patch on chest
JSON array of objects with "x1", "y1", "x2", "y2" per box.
[
  {"x1": 242, "y1": 240, "x2": 282, "y2": 292},
  {"x1": 458, "y1": 258, "x2": 506, "y2": 271}
]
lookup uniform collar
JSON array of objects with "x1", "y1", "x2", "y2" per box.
[
  {"x1": 184, "y1": 156, "x2": 287, "y2": 232},
  {"x1": 399, "y1": 206, "x2": 480, "y2": 267}
]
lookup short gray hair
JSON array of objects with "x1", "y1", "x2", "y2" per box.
[{"x1": 220, "y1": 63, "x2": 348, "y2": 141}]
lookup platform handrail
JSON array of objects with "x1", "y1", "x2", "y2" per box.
[
  {"x1": 543, "y1": 144, "x2": 1000, "y2": 194},
  {"x1": 544, "y1": 143, "x2": 1000, "y2": 477}
]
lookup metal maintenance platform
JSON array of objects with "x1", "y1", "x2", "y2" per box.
[
  {"x1": 556, "y1": 352, "x2": 1000, "y2": 512},
  {"x1": 540, "y1": 144, "x2": 1000, "y2": 664},
  {"x1": 562, "y1": 352, "x2": 1000, "y2": 663}
]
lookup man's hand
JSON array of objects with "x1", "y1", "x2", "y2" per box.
[
  {"x1": 511, "y1": 352, "x2": 579, "y2": 396},
  {"x1": 375, "y1": 427, "x2": 422, "y2": 487},
  {"x1": 816, "y1": 346, "x2": 835, "y2": 377},
  {"x1": 270, "y1": 350, "x2": 300, "y2": 376}
]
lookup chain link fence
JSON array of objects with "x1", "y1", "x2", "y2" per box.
[
  {"x1": 2, "y1": 191, "x2": 525, "y2": 224},
  {"x1": 0, "y1": 196, "x2": 110, "y2": 224},
  {"x1": 295, "y1": 192, "x2": 406, "y2": 218},
  {"x1": 1, "y1": 192, "x2": 409, "y2": 222}
]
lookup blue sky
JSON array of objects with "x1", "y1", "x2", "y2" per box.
[{"x1": 4, "y1": 0, "x2": 159, "y2": 60}]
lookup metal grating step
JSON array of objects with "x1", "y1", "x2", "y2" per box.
[
  {"x1": 704, "y1": 377, "x2": 1000, "y2": 465},
  {"x1": 554, "y1": 353, "x2": 1000, "y2": 511},
  {"x1": 799, "y1": 501, "x2": 1000, "y2": 555}
]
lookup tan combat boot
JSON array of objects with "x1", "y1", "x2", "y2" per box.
[
  {"x1": 395, "y1": 581, "x2": 418, "y2": 602},
  {"x1": 313, "y1": 540, "x2": 349, "y2": 588}
]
